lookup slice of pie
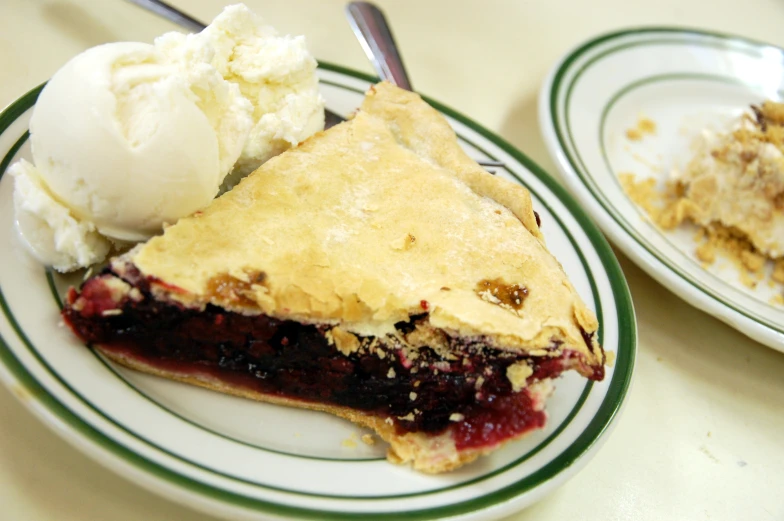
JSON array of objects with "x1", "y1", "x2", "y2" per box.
[{"x1": 63, "y1": 82, "x2": 606, "y2": 473}]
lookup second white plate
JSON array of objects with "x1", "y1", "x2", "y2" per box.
[{"x1": 540, "y1": 27, "x2": 784, "y2": 352}]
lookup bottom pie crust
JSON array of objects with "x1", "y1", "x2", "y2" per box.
[{"x1": 98, "y1": 346, "x2": 553, "y2": 473}]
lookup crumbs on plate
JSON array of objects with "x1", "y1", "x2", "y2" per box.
[
  {"x1": 342, "y1": 432, "x2": 377, "y2": 448},
  {"x1": 620, "y1": 102, "x2": 784, "y2": 304},
  {"x1": 342, "y1": 434, "x2": 358, "y2": 448},
  {"x1": 625, "y1": 116, "x2": 657, "y2": 141}
]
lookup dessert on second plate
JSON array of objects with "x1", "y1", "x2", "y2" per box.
[
  {"x1": 63, "y1": 82, "x2": 607, "y2": 473},
  {"x1": 622, "y1": 101, "x2": 784, "y2": 295},
  {"x1": 663, "y1": 102, "x2": 784, "y2": 259}
]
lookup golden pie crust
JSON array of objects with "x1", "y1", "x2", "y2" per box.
[{"x1": 130, "y1": 82, "x2": 602, "y2": 365}]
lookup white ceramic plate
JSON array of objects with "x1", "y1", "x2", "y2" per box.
[
  {"x1": 0, "y1": 65, "x2": 635, "y2": 520},
  {"x1": 540, "y1": 27, "x2": 784, "y2": 352}
]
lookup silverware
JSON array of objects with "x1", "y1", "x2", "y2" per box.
[
  {"x1": 345, "y1": 3, "x2": 504, "y2": 170},
  {"x1": 346, "y1": 2, "x2": 413, "y2": 91},
  {"x1": 124, "y1": 0, "x2": 504, "y2": 169},
  {"x1": 124, "y1": 0, "x2": 205, "y2": 33}
]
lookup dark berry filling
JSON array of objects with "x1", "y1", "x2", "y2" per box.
[{"x1": 64, "y1": 271, "x2": 602, "y2": 450}]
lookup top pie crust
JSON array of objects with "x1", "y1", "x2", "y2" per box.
[{"x1": 130, "y1": 82, "x2": 602, "y2": 364}]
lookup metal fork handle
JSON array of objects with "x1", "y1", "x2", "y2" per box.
[
  {"x1": 346, "y1": 2, "x2": 413, "y2": 91},
  {"x1": 124, "y1": 0, "x2": 206, "y2": 32},
  {"x1": 344, "y1": 3, "x2": 505, "y2": 171}
]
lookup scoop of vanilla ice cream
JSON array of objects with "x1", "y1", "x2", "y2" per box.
[
  {"x1": 156, "y1": 3, "x2": 325, "y2": 184},
  {"x1": 12, "y1": 41, "x2": 253, "y2": 271},
  {"x1": 30, "y1": 42, "x2": 253, "y2": 241},
  {"x1": 12, "y1": 4, "x2": 324, "y2": 273}
]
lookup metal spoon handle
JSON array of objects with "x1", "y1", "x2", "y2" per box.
[
  {"x1": 124, "y1": 0, "x2": 206, "y2": 32},
  {"x1": 345, "y1": 2, "x2": 413, "y2": 91}
]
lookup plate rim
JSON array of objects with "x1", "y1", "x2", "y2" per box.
[
  {"x1": 539, "y1": 25, "x2": 784, "y2": 352},
  {"x1": 0, "y1": 62, "x2": 636, "y2": 519}
]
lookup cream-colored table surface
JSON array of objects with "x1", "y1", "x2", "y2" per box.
[{"x1": 1, "y1": 1, "x2": 783, "y2": 520}]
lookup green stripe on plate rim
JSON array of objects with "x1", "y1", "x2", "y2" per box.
[
  {"x1": 548, "y1": 27, "x2": 784, "y2": 334},
  {"x1": 0, "y1": 62, "x2": 635, "y2": 519},
  {"x1": 3, "y1": 94, "x2": 594, "y2": 499}
]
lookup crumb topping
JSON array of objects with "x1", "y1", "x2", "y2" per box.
[
  {"x1": 328, "y1": 326, "x2": 361, "y2": 355},
  {"x1": 506, "y1": 361, "x2": 533, "y2": 392},
  {"x1": 405, "y1": 324, "x2": 451, "y2": 355}
]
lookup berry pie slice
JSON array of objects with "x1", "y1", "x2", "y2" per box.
[{"x1": 64, "y1": 82, "x2": 607, "y2": 473}]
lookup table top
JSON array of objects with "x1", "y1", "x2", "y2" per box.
[{"x1": 1, "y1": 1, "x2": 783, "y2": 520}]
